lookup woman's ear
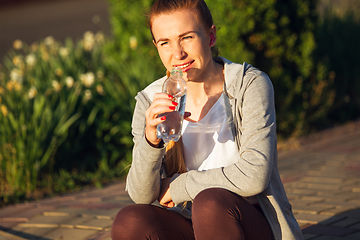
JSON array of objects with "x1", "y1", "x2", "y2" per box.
[{"x1": 209, "y1": 25, "x2": 217, "y2": 47}]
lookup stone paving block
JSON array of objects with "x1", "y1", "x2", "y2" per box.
[
  {"x1": 11, "y1": 226, "x2": 55, "y2": 238},
  {"x1": 350, "y1": 223, "x2": 360, "y2": 230},
  {"x1": 294, "y1": 213, "x2": 330, "y2": 224},
  {"x1": 301, "y1": 177, "x2": 344, "y2": 184},
  {"x1": 320, "y1": 206, "x2": 358, "y2": 216},
  {"x1": 302, "y1": 224, "x2": 358, "y2": 237},
  {"x1": 341, "y1": 209, "x2": 360, "y2": 219},
  {"x1": 331, "y1": 217, "x2": 360, "y2": 228},
  {"x1": 307, "y1": 184, "x2": 341, "y2": 191},
  {"x1": 0, "y1": 222, "x2": 19, "y2": 228},
  {"x1": 0, "y1": 229, "x2": 26, "y2": 240},
  {"x1": 346, "y1": 230, "x2": 360, "y2": 238},
  {"x1": 0, "y1": 204, "x2": 35, "y2": 218},
  {"x1": 24, "y1": 215, "x2": 74, "y2": 224},
  {"x1": 318, "y1": 215, "x2": 347, "y2": 226},
  {"x1": 42, "y1": 228, "x2": 98, "y2": 240},
  {"x1": 69, "y1": 203, "x2": 125, "y2": 210},
  {"x1": 77, "y1": 218, "x2": 113, "y2": 229},
  {"x1": 60, "y1": 216, "x2": 94, "y2": 226},
  {"x1": 311, "y1": 236, "x2": 359, "y2": 240},
  {"x1": 303, "y1": 233, "x2": 320, "y2": 240},
  {"x1": 86, "y1": 230, "x2": 111, "y2": 240},
  {"x1": 293, "y1": 206, "x2": 334, "y2": 215},
  {"x1": 291, "y1": 189, "x2": 319, "y2": 195},
  {"x1": 300, "y1": 196, "x2": 326, "y2": 202}
]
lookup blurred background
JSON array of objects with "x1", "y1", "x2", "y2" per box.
[{"x1": 0, "y1": 0, "x2": 359, "y2": 206}]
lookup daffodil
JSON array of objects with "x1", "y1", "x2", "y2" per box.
[
  {"x1": 52, "y1": 80, "x2": 61, "y2": 92},
  {"x1": 59, "y1": 47, "x2": 69, "y2": 57},
  {"x1": 26, "y1": 53, "x2": 37, "y2": 68},
  {"x1": 83, "y1": 89, "x2": 92, "y2": 103},
  {"x1": 96, "y1": 85, "x2": 104, "y2": 95},
  {"x1": 79, "y1": 72, "x2": 95, "y2": 88},
  {"x1": 0, "y1": 104, "x2": 8, "y2": 117},
  {"x1": 13, "y1": 39, "x2": 23, "y2": 50},
  {"x1": 28, "y1": 87, "x2": 37, "y2": 99},
  {"x1": 65, "y1": 76, "x2": 74, "y2": 88},
  {"x1": 83, "y1": 31, "x2": 95, "y2": 51},
  {"x1": 6, "y1": 81, "x2": 14, "y2": 91},
  {"x1": 13, "y1": 56, "x2": 23, "y2": 67},
  {"x1": 44, "y1": 36, "x2": 55, "y2": 47}
]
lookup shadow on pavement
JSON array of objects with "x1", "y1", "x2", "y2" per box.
[
  {"x1": 0, "y1": 226, "x2": 52, "y2": 240},
  {"x1": 302, "y1": 208, "x2": 360, "y2": 238}
]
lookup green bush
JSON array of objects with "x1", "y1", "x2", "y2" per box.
[{"x1": 0, "y1": 32, "x2": 138, "y2": 203}]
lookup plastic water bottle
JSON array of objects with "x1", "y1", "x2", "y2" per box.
[{"x1": 157, "y1": 67, "x2": 187, "y2": 143}]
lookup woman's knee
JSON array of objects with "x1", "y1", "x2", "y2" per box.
[{"x1": 111, "y1": 204, "x2": 157, "y2": 239}]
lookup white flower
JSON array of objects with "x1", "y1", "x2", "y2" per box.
[
  {"x1": 26, "y1": 53, "x2": 37, "y2": 68},
  {"x1": 13, "y1": 40, "x2": 23, "y2": 50},
  {"x1": 83, "y1": 31, "x2": 95, "y2": 51},
  {"x1": 65, "y1": 76, "x2": 74, "y2": 88},
  {"x1": 52, "y1": 80, "x2": 61, "y2": 92},
  {"x1": 44, "y1": 36, "x2": 55, "y2": 46},
  {"x1": 129, "y1": 36, "x2": 138, "y2": 50},
  {"x1": 28, "y1": 87, "x2": 37, "y2": 99},
  {"x1": 83, "y1": 89, "x2": 92, "y2": 103},
  {"x1": 59, "y1": 47, "x2": 69, "y2": 57},
  {"x1": 10, "y1": 69, "x2": 23, "y2": 84},
  {"x1": 79, "y1": 72, "x2": 95, "y2": 88}
]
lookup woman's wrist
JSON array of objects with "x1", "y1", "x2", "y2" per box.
[{"x1": 145, "y1": 134, "x2": 163, "y2": 148}]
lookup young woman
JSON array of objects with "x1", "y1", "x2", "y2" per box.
[{"x1": 111, "y1": 0, "x2": 303, "y2": 239}]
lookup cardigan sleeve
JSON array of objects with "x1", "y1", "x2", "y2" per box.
[
  {"x1": 170, "y1": 70, "x2": 277, "y2": 204},
  {"x1": 126, "y1": 92, "x2": 166, "y2": 204}
]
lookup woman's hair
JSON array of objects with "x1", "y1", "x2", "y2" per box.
[{"x1": 148, "y1": 0, "x2": 214, "y2": 34}]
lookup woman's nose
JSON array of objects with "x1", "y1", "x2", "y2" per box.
[{"x1": 173, "y1": 43, "x2": 187, "y2": 60}]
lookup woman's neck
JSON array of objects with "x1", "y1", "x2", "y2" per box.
[{"x1": 185, "y1": 60, "x2": 224, "y2": 122}]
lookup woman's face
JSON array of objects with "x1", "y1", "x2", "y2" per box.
[{"x1": 151, "y1": 9, "x2": 216, "y2": 82}]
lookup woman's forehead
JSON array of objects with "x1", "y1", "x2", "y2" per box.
[{"x1": 151, "y1": 9, "x2": 204, "y2": 39}]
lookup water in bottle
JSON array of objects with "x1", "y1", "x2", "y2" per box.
[{"x1": 157, "y1": 67, "x2": 187, "y2": 143}]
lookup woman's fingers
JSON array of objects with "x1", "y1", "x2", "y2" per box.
[{"x1": 144, "y1": 93, "x2": 175, "y2": 146}]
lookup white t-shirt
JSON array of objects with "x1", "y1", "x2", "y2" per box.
[{"x1": 182, "y1": 93, "x2": 240, "y2": 171}]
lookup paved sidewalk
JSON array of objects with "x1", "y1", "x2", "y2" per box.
[{"x1": 0, "y1": 120, "x2": 360, "y2": 240}]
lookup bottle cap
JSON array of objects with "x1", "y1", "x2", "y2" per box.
[{"x1": 171, "y1": 67, "x2": 183, "y2": 76}]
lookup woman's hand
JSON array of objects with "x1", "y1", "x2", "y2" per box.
[
  {"x1": 145, "y1": 93, "x2": 176, "y2": 147},
  {"x1": 158, "y1": 177, "x2": 175, "y2": 208}
]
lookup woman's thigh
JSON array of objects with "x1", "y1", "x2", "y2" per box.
[
  {"x1": 192, "y1": 188, "x2": 274, "y2": 240},
  {"x1": 111, "y1": 204, "x2": 194, "y2": 240}
]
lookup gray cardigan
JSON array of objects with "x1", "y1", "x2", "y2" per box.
[{"x1": 126, "y1": 57, "x2": 303, "y2": 240}]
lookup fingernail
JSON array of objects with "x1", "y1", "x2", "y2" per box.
[
  {"x1": 168, "y1": 94, "x2": 173, "y2": 99},
  {"x1": 172, "y1": 101, "x2": 178, "y2": 106},
  {"x1": 161, "y1": 116, "x2": 166, "y2": 120},
  {"x1": 169, "y1": 106, "x2": 176, "y2": 110}
]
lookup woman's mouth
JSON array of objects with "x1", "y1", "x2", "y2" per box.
[{"x1": 174, "y1": 61, "x2": 194, "y2": 72}]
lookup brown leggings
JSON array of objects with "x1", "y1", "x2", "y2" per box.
[{"x1": 111, "y1": 188, "x2": 274, "y2": 240}]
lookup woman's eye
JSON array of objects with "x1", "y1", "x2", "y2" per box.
[
  {"x1": 159, "y1": 42, "x2": 169, "y2": 47},
  {"x1": 183, "y1": 36, "x2": 193, "y2": 40}
]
